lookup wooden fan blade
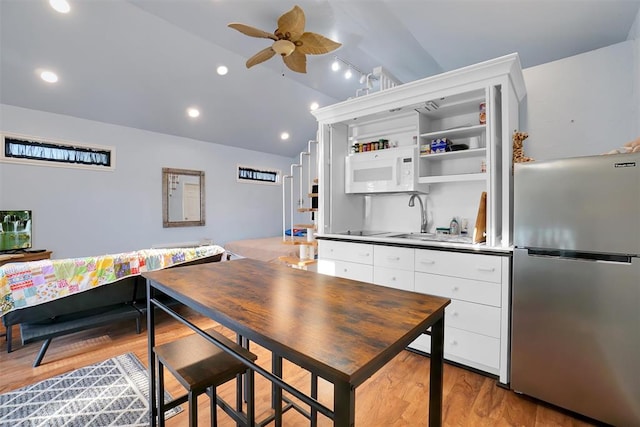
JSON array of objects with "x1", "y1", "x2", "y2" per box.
[
  {"x1": 246, "y1": 47, "x2": 276, "y2": 68},
  {"x1": 228, "y1": 23, "x2": 277, "y2": 40},
  {"x1": 283, "y1": 50, "x2": 307, "y2": 73},
  {"x1": 296, "y1": 32, "x2": 341, "y2": 55},
  {"x1": 276, "y1": 5, "x2": 305, "y2": 41}
]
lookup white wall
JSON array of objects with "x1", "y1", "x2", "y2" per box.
[
  {"x1": 0, "y1": 105, "x2": 298, "y2": 259},
  {"x1": 521, "y1": 40, "x2": 637, "y2": 161}
]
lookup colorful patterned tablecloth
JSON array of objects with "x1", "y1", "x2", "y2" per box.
[{"x1": 0, "y1": 245, "x2": 225, "y2": 316}]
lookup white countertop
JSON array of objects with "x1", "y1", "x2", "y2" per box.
[{"x1": 316, "y1": 232, "x2": 513, "y2": 255}]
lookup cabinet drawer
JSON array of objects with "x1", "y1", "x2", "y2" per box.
[
  {"x1": 414, "y1": 249, "x2": 502, "y2": 283},
  {"x1": 410, "y1": 327, "x2": 500, "y2": 370},
  {"x1": 444, "y1": 300, "x2": 500, "y2": 338},
  {"x1": 318, "y1": 240, "x2": 373, "y2": 265},
  {"x1": 373, "y1": 266, "x2": 414, "y2": 291},
  {"x1": 374, "y1": 246, "x2": 414, "y2": 271},
  {"x1": 415, "y1": 272, "x2": 501, "y2": 307},
  {"x1": 332, "y1": 260, "x2": 373, "y2": 282}
]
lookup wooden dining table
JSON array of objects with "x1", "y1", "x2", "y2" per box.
[{"x1": 143, "y1": 258, "x2": 450, "y2": 426}]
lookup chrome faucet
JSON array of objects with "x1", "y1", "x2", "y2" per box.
[{"x1": 408, "y1": 194, "x2": 428, "y2": 233}]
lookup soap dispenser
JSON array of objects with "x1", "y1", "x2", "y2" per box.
[{"x1": 449, "y1": 217, "x2": 459, "y2": 235}]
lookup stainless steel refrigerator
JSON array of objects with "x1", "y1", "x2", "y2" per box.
[{"x1": 512, "y1": 153, "x2": 640, "y2": 426}]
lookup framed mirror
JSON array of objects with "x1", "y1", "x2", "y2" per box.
[{"x1": 162, "y1": 167, "x2": 205, "y2": 227}]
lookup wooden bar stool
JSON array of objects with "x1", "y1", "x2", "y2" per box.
[{"x1": 154, "y1": 328, "x2": 257, "y2": 427}]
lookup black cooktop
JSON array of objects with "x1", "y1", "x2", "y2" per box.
[{"x1": 335, "y1": 230, "x2": 389, "y2": 236}]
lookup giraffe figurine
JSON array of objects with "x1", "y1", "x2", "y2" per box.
[{"x1": 513, "y1": 131, "x2": 534, "y2": 163}]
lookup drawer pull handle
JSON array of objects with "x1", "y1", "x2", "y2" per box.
[
  {"x1": 391, "y1": 277, "x2": 396, "y2": 281},
  {"x1": 387, "y1": 256, "x2": 401, "y2": 261},
  {"x1": 477, "y1": 266, "x2": 495, "y2": 272},
  {"x1": 449, "y1": 339, "x2": 458, "y2": 346},
  {"x1": 452, "y1": 311, "x2": 459, "y2": 317},
  {"x1": 359, "y1": 252, "x2": 370, "y2": 257},
  {"x1": 420, "y1": 259, "x2": 435, "y2": 265},
  {"x1": 452, "y1": 286, "x2": 459, "y2": 292}
]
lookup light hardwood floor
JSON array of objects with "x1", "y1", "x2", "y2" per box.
[{"x1": 0, "y1": 307, "x2": 598, "y2": 426}]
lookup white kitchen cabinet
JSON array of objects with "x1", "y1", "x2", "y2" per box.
[
  {"x1": 312, "y1": 54, "x2": 525, "y2": 248},
  {"x1": 414, "y1": 249, "x2": 502, "y2": 283},
  {"x1": 373, "y1": 245, "x2": 414, "y2": 270},
  {"x1": 317, "y1": 239, "x2": 373, "y2": 264},
  {"x1": 443, "y1": 299, "x2": 501, "y2": 338},
  {"x1": 324, "y1": 260, "x2": 373, "y2": 283},
  {"x1": 417, "y1": 88, "x2": 488, "y2": 183},
  {"x1": 414, "y1": 272, "x2": 501, "y2": 307},
  {"x1": 373, "y1": 266, "x2": 414, "y2": 291},
  {"x1": 313, "y1": 54, "x2": 523, "y2": 385},
  {"x1": 411, "y1": 248, "x2": 511, "y2": 383},
  {"x1": 318, "y1": 239, "x2": 512, "y2": 384},
  {"x1": 373, "y1": 246, "x2": 415, "y2": 290},
  {"x1": 317, "y1": 240, "x2": 373, "y2": 282},
  {"x1": 411, "y1": 327, "x2": 500, "y2": 372}
]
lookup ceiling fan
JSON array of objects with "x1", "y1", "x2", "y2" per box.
[{"x1": 228, "y1": 5, "x2": 341, "y2": 73}]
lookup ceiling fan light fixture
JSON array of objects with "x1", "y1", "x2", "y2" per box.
[
  {"x1": 272, "y1": 40, "x2": 295, "y2": 57},
  {"x1": 228, "y1": 5, "x2": 341, "y2": 73}
]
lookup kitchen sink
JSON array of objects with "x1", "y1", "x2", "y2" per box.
[
  {"x1": 389, "y1": 232, "x2": 438, "y2": 240},
  {"x1": 389, "y1": 232, "x2": 473, "y2": 244}
]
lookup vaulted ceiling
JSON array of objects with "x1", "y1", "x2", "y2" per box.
[{"x1": 2, "y1": 0, "x2": 639, "y2": 157}]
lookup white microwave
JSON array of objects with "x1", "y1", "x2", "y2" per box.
[{"x1": 345, "y1": 146, "x2": 427, "y2": 194}]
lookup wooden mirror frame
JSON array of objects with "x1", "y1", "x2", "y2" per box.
[{"x1": 162, "y1": 167, "x2": 205, "y2": 228}]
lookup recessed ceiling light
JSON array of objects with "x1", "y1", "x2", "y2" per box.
[
  {"x1": 216, "y1": 65, "x2": 228, "y2": 76},
  {"x1": 49, "y1": 0, "x2": 70, "y2": 14},
  {"x1": 187, "y1": 108, "x2": 200, "y2": 118},
  {"x1": 331, "y1": 58, "x2": 341, "y2": 72},
  {"x1": 40, "y1": 70, "x2": 59, "y2": 83},
  {"x1": 280, "y1": 132, "x2": 290, "y2": 140},
  {"x1": 344, "y1": 68, "x2": 353, "y2": 79},
  {"x1": 309, "y1": 102, "x2": 319, "y2": 111}
]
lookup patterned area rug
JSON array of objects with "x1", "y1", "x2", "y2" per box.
[{"x1": 0, "y1": 353, "x2": 181, "y2": 426}]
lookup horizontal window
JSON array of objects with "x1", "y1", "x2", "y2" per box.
[
  {"x1": 1, "y1": 134, "x2": 115, "y2": 171},
  {"x1": 237, "y1": 165, "x2": 281, "y2": 185}
]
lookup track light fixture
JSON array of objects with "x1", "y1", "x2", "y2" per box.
[
  {"x1": 330, "y1": 56, "x2": 368, "y2": 81},
  {"x1": 344, "y1": 67, "x2": 353, "y2": 79},
  {"x1": 331, "y1": 57, "x2": 341, "y2": 71}
]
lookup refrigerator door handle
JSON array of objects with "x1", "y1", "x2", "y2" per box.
[{"x1": 526, "y1": 248, "x2": 633, "y2": 264}]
